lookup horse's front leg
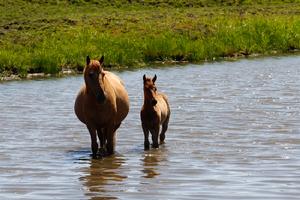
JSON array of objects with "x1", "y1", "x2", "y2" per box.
[
  {"x1": 105, "y1": 124, "x2": 118, "y2": 156},
  {"x1": 87, "y1": 126, "x2": 98, "y2": 159},
  {"x1": 106, "y1": 132, "x2": 116, "y2": 156},
  {"x1": 142, "y1": 123, "x2": 150, "y2": 150},
  {"x1": 97, "y1": 128, "x2": 106, "y2": 157}
]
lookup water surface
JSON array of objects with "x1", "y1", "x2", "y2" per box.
[{"x1": 1, "y1": 56, "x2": 300, "y2": 199}]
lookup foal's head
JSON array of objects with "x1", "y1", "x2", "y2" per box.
[
  {"x1": 143, "y1": 74, "x2": 158, "y2": 106},
  {"x1": 84, "y1": 56, "x2": 106, "y2": 103}
]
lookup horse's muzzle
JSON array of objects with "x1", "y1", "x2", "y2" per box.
[{"x1": 96, "y1": 93, "x2": 106, "y2": 103}]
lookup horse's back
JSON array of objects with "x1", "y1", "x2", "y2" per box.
[
  {"x1": 157, "y1": 92, "x2": 170, "y2": 123},
  {"x1": 105, "y1": 71, "x2": 126, "y2": 86},
  {"x1": 74, "y1": 85, "x2": 86, "y2": 124},
  {"x1": 104, "y1": 71, "x2": 129, "y2": 123}
]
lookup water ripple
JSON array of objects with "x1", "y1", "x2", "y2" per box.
[{"x1": 1, "y1": 56, "x2": 300, "y2": 199}]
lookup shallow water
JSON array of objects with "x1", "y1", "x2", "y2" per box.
[{"x1": 1, "y1": 56, "x2": 300, "y2": 199}]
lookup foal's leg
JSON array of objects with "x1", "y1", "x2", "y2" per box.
[
  {"x1": 150, "y1": 125, "x2": 160, "y2": 148},
  {"x1": 142, "y1": 123, "x2": 150, "y2": 150},
  {"x1": 160, "y1": 116, "x2": 169, "y2": 144},
  {"x1": 87, "y1": 126, "x2": 98, "y2": 158}
]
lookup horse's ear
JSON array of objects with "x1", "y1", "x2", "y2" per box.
[
  {"x1": 86, "y1": 56, "x2": 90, "y2": 65},
  {"x1": 99, "y1": 56, "x2": 104, "y2": 65},
  {"x1": 152, "y1": 74, "x2": 157, "y2": 83},
  {"x1": 143, "y1": 74, "x2": 146, "y2": 82}
]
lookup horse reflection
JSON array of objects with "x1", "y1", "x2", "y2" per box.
[
  {"x1": 80, "y1": 155, "x2": 127, "y2": 199},
  {"x1": 141, "y1": 148, "x2": 167, "y2": 178}
]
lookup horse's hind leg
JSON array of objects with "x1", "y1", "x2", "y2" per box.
[
  {"x1": 142, "y1": 123, "x2": 150, "y2": 150},
  {"x1": 87, "y1": 126, "x2": 98, "y2": 159},
  {"x1": 160, "y1": 116, "x2": 169, "y2": 144}
]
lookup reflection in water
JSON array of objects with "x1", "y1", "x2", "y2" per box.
[
  {"x1": 141, "y1": 147, "x2": 167, "y2": 178},
  {"x1": 80, "y1": 155, "x2": 127, "y2": 199}
]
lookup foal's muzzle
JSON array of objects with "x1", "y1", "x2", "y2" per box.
[{"x1": 152, "y1": 99, "x2": 157, "y2": 106}]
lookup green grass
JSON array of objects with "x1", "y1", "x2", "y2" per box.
[{"x1": 0, "y1": 0, "x2": 300, "y2": 77}]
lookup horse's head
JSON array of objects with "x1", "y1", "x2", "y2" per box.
[
  {"x1": 143, "y1": 74, "x2": 158, "y2": 106},
  {"x1": 84, "y1": 56, "x2": 106, "y2": 104}
]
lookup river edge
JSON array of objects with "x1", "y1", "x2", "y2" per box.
[{"x1": 1, "y1": 50, "x2": 299, "y2": 82}]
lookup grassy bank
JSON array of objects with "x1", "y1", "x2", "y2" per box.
[{"x1": 1, "y1": 0, "x2": 300, "y2": 77}]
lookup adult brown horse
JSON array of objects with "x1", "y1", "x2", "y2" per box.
[
  {"x1": 141, "y1": 74, "x2": 170, "y2": 150},
  {"x1": 74, "y1": 56, "x2": 129, "y2": 158}
]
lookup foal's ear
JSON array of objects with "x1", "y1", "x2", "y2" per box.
[
  {"x1": 86, "y1": 56, "x2": 90, "y2": 65},
  {"x1": 152, "y1": 74, "x2": 157, "y2": 83},
  {"x1": 99, "y1": 56, "x2": 104, "y2": 65},
  {"x1": 143, "y1": 74, "x2": 146, "y2": 82}
]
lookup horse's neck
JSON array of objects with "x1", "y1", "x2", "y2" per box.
[
  {"x1": 85, "y1": 85, "x2": 93, "y2": 97},
  {"x1": 84, "y1": 77, "x2": 106, "y2": 97}
]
